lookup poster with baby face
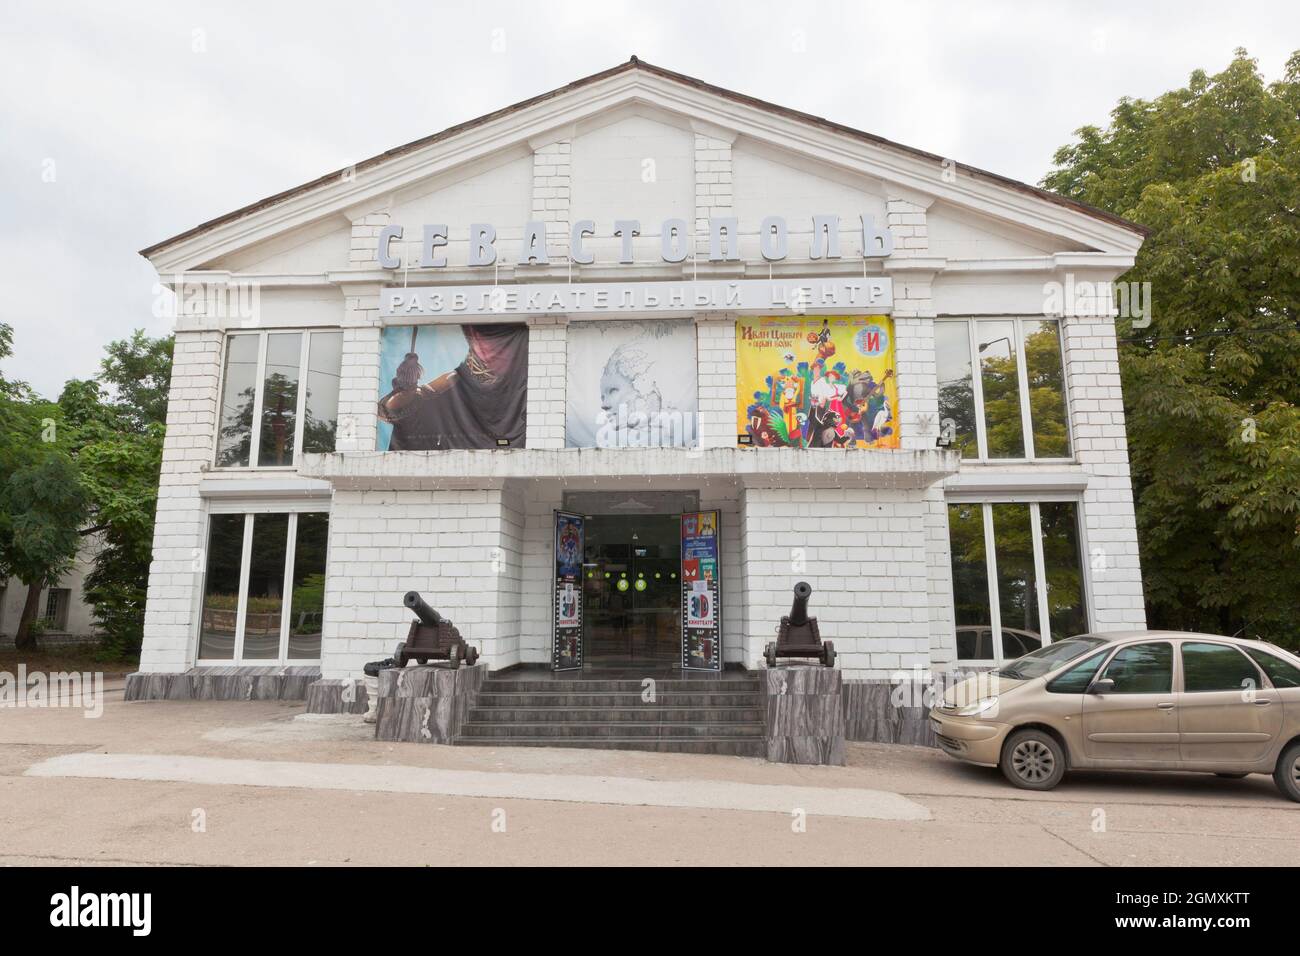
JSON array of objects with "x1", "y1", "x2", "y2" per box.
[
  {"x1": 565, "y1": 319, "x2": 698, "y2": 448},
  {"x1": 736, "y1": 316, "x2": 899, "y2": 449}
]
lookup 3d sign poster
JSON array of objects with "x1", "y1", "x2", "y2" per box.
[
  {"x1": 736, "y1": 316, "x2": 899, "y2": 449},
  {"x1": 377, "y1": 323, "x2": 528, "y2": 450}
]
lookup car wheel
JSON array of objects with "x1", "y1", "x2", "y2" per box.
[
  {"x1": 1215, "y1": 772, "x2": 1249, "y2": 779},
  {"x1": 1001, "y1": 729, "x2": 1066, "y2": 791},
  {"x1": 1274, "y1": 742, "x2": 1300, "y2": 803}
]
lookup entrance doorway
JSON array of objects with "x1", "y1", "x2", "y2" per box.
[{"x1": 582, "y1": 514, "x2": 680, "y2": 665}]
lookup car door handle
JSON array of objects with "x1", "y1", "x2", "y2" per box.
[
  {"x1": 1254, "y1": 699, "x2": 1273, "y2": 706},
  {"x1": 1156, "y1": 702, "x2": 1176, "y2": 710}
]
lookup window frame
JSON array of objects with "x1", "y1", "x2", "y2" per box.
[
  {"x1": 1178, "y1": 640, "x2": 1266, "y2": 694},
  {"x1": 937, "y1": 316, "x2": 1074, "y2": 463},
  {"x1": 945, "y1": 495, "x2": 1094, "y2": 666},
  {"x1": 213, "y1": 328, "x2": 339, "y2": 471},
  {"x1": 195, "y1": 501, "x2": 331, "y2": 666}
]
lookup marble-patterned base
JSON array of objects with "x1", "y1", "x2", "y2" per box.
[
  {"x1": 373, "y1": 662, "x2": 488, "y2": 744},
  {"x1": 842, "y1": 680, "x2": 935, "y2": 746},
  {"x1": 763, "y1": 665, "x2": 845, "y2": 766},
  {"x1": 124, "y1": 666, "x2": 320, "y2": 702},
  {"x1": 304, "y1": 678, "x2": 369, "y2": 715}
]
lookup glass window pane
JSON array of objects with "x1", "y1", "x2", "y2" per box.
[
  {"x1": 257, "y1": 332, "x2": 302, "y2": 466},
  {"x1": 303, "y1": 332, "x2": 342, "y2": 454},
  {"x1": 1101, "y1": 642, "x2": 1172, "y2": 694},
  {"x1": 991, "y1": 503, "x2": 1041, "y2": 658},
  {"x1": 1038, "y1": 501, "x2": 1087, "y2": 640},
  {"x1": 287, "y1": 513, "x2": 329, "y2": 659},
  {"x1": 1047, "y1": 649, "x2": 1108, "y2": 693},
  {"x1": 199, "y1": 514, "x2": 245, "y2": 659},
  {"x1": 1022, "y1": 319, "x2": 1070, "y2": 457},
  {"x1": 977, "y1": 319, "x2": 1024, "y2": 458},
  {"x1": 1181, "y1": 642, "x2": 1261, "y2": 693},
  {"x1": 241, "y1": 513, "x2": 289, "y2": 659},
  {"x1": 1244, "y1": 648, "x2": 1300, "y2": 688},
  {"x1": 215, "y1": 335, "x2": 260, "y2": 467},
  {"x1": 935, "y1": 321, "x2": 978, "y2": 459},
  {"x1": 947, "y1": 504, "x2": 992, "y2": 659}
]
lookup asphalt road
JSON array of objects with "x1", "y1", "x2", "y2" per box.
[{"x1": 1, "y1": 680, "x2": 1297, "y2": 866}]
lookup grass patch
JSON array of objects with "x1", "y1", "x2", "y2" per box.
[{"x1": 0, "y1": 644, "x2": 138, "y2": 677}]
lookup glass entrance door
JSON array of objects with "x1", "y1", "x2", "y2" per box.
[{"x1": 582, "y1": 514, "x2": 681, "y2": 665}]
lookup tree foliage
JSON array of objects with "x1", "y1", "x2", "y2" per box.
[
  {"x1": 1043, "y1": 48, "x2": 1300, "y2": 647},
  {"x1": 0, "y1": 323, "x2": 171, "y2": 656}
]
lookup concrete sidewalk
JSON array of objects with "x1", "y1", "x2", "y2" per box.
[{"x1": 1, "y1": 689, "x2": 1297, "y2": 866}]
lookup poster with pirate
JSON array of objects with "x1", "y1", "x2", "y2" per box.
[
  {"x1": 735, "y1": 316, "x2": 899, "y2": 449},
  {"x1": 377, "y1": 323, "x2": 528, "y2": 450},
  {"x1": 552, "y1": 512, "x2": 585, "y2": 670}
]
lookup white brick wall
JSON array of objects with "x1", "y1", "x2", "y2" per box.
[
  {"x1": 694, "y1": 132, "x2": 734, "y2": 253},
  {"x1": 738, "y1": 486, "x2": 933, "y2": 678},
  {"x1": 139, "y1": 330, "x2": 223, "y2": 673},
  {"x1": 318, "y1": 486, "x2": 522, "y2": 679},
  {"x1": 531, "y1": 140, "x2": 571, "y2": 256},
  {"x1": 695, "y1": 317, "x2": 737, "y2": 448},
  {"x1": 526, "y1": 317, "x2": 568, "y2": 449},
  {"x1": 1062, "y1": 308, "x2": 1147, "y2": 632}
]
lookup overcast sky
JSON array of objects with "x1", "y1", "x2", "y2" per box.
[{"x1": 1, "y1": 1, "x2": 1297, "y2": 398}]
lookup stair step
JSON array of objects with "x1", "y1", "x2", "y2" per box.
[
  {"x1": 468, "y1": 706, "x2": 763, "y2": 723},
  {"x1": 454, "y1": 737, "x2": 766, "y2": 756},
  {"x1": 460, "y1": 721, "x2": 763, "y2": 739},
  {"x1": 483, "y1": 679, "x2": 760, "y2": 693},
  {"x1": 473, "y1": 691, "x2": 762, "y2": 708}
]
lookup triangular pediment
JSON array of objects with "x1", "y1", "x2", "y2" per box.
[{"x1": 145, "y1": 58, "x2": 1143, "y2": 274}]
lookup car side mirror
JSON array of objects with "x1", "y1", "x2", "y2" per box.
[{"x1": 1090, "y1": 677, "x2": 1115, "y2": 694}]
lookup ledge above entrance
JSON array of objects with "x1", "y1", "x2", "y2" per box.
[{"x1": 300, "y1": 447, "x2": 960, "y2": 490}]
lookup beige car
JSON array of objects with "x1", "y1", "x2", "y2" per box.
[{"x1": 931, "y1": 630, "x2": 1300, "y2": 801}]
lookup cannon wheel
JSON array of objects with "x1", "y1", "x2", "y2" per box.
[
  {"x1": 447, "y1": 643, "x2": 461, "y2": 670},
  {"x1": 465, "y1": 645, "x2": 479, "y2": 666},
  {"x1": 763, "y1": 642, "x2": 777, "y2": 668},
  {"x1": 393, "y1": 642, "x2": 407, "y2": 668},
  {"x1": 822, "y1": 641, "x2": 836, "y2": 668}
]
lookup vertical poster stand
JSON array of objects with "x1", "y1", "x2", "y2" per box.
[
  {"x1": 552, "y1": 511, "x2": 585, "y2": 671},
  {"x1": 680, "y1": 510, "x2": 722, "y2": 671}
]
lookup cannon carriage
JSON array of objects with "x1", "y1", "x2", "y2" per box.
[
  {"x1": 763, "y1": 581, "x2": 836, "y2": 668},
  {"x1": 393, "y1": 591, "x2": 480, "y2": 669}
]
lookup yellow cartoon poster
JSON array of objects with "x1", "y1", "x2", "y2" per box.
[{"x1": 736, "y1": 316, "x2": 899, "y2": 449}]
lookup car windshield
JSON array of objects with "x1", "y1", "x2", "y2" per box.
[{"x1": 995, "y1": 636, "x2": 1109, "y2": 680}]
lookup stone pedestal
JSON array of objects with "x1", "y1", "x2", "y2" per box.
[
  {"x1": 763, "y1": 665, "x2": 845, "y2": 765},
  {"x1": 373, "y1": 662, "x2": 489, "y2": 743},
  {"x1": 304, "y1": 678, "x2": 369, "y2": 715}
]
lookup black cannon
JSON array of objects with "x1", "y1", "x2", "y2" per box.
[
  {"x1": 393, "y1": 591, "x2": 480, "y2": 669},
  {"x1": 763, "y1": 582, "x2": 836, "y2": 668}
]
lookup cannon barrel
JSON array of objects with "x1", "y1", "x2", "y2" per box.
[
  {"x1": 788, "y1": 581, "x2": 813, "y2": 626},
  {"x1": 403, "y1": 591, "x2": 443, "y2": 627}
]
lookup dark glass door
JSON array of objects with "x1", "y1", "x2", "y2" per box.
[{"x1": 582, "y1": 514, "x2": 680, "y2": 665}]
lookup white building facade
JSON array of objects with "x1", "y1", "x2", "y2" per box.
[{"x1": 134, "y1": 60, "x2": 1146, "y2": 719}]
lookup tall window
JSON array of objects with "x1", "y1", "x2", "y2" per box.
[
  {"x1": 947, "y1": 500, "x2": 1089, "y2": 662},
  {"x1": 198, "y1": 509, "x2": 329, "y2": 662},
  {"x1": 936, "y1": 318, "x2": 1071, "y2": 460},
  {"x1": 215, "y1": 330, "x2": 343, "y2": 468},
  {"x1": 41, "y1": 588, "x2": 71, "y2": 631}
]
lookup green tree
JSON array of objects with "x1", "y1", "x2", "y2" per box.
[{"x1": 1043, "y1": 49, "x2": 1300, "y2": 647}]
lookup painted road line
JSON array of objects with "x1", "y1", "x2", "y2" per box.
[{"x1": 26, "y1": 752, "x2": 931, "y2": 821}]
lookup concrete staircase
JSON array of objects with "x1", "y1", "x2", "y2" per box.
[{"x1": 454, "y1": 674, "x2": 766, "y2": 756}]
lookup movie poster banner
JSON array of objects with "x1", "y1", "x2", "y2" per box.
[
  {"x1": 565, "y1": 319, "x2": 698, "y2": 448},
  {"x1": 377, "y1": 323, "x2": 528, "y2": 450},
  {"x1": 736, "y1": 316, "x2": 899, "y2": 449},
  {"x1": 552, "y1": 511, "x2": 585, "y2": 671},
  {"x1": 680, "y1": 510, "x2": 721, "y2": 671}
]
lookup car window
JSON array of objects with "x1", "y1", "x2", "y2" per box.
[
  {"x1": 1046, "y1": 650, "x2": 1108, "y2": 694},
  {"x1": 1181, "y1": 642, "x2": 1262, "y2": 693},
  {"x1": 1100, "y1": 642, "x2": 1172, "y2": 694},
  {"x1": 1243, "y1": 647, "x2": 1300, "y2": 689},
  {"x1": 995, "y1": 635, "x2": 1109, "y2": 680}
]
